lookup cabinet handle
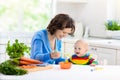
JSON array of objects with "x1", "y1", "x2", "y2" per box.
[
  {"x1": 91, "y1": 48, "x2": 94, "y2": 50},
  {"x1": 94, "y1": 48, "x2": 97, "y2": 50},
  {"x1": 91, "y1": 48, "x2": 97, "y2": 51}
]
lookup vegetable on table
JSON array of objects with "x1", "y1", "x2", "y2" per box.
[
  {"x1": 6, "y1": 39, "x2": 30, "y2": 59},
  {"x1": 0, "y1": 60, "x2": 27, "y2": 75},
  {"x1": 0, "y1": 39, "x2": 44, "y2": 75},
  {"x1": 20, "y1": 57, "x2": 43, "y2": 64},
  {"x1": 0, "y1": 39, "x2": 30, "y2": 75}
]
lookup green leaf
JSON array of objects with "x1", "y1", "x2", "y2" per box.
[
  {"x1": 6, "y1": 39, "x2": 30, "y2": 59},
  {"x1": 105, "y1": 20, "x2": 120, "y2": 31}
]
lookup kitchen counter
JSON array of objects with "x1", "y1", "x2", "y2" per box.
[
  {"x1": 63, "y1": 38, "x2": 120, "y2": 49},
  {"x1": 1, "y1": 65, "x2": 120, "y2": 80}
]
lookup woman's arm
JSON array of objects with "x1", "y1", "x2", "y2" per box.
[{"x1": 31, "y1": 39, "x2": 54, "y2": 63}]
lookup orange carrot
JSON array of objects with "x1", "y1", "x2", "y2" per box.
[
  {"x1": 20, "y1": 57, "x2": 43, "y2": 64},
  {"x1": 19, "y1": 60, "x2": 33, "y2": 65}
]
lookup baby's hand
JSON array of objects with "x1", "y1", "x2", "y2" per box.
[{"x1": 90, "y1": 63, "x2": 96, "y2": 66}]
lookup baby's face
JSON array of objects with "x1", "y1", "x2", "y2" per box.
[{"x1": 74, "y1": 41, "x2": 88, "y2": 57}]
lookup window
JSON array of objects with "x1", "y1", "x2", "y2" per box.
[{"x1": 0, "y1": 0, "x2": 53, "y2": 32}]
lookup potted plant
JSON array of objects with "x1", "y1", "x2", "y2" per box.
[{"x1": 105, "y1": 20, "x2": 120, "y2": 37}]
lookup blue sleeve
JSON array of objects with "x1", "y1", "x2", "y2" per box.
[
  {"x1": 31, "y1": 39, "x2": 54, "y2": 64},
  {"x1": 55, "y1": 57, "x2": 65, "y2": 64}
]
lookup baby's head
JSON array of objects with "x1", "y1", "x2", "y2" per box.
[{"x1": 74, "y1": 40, "x2": 88, "y2": 57}]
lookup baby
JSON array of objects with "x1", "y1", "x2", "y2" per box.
[{"x1": 66, "y1": 40, "x2": 98, "y2": 66}]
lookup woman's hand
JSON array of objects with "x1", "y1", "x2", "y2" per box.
[{"x1": 50, "y1": 51, "x2": 60, "y2": 59}]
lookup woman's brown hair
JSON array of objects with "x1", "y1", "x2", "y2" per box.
[{"x1": 47, "y1": 14, "x2": 75, "y2": 35}]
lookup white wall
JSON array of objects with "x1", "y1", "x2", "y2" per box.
[
  {"x1": 56, "y1": 0, "x2": 119, "y2": 38},
  {"x1": 115, "y1": 0, "x2": 120, "y2": 19},
  {"x1": 77, "y1": 0, "x2": 107, "y2": 38}
]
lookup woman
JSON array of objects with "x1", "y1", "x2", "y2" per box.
[{"x1": 30, "y1": 13, "x2": 75, "y2": 64}]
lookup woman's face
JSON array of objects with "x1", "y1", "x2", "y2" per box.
[{"x1": 55, "y1": 28, "x2": 72, "y2": 39}]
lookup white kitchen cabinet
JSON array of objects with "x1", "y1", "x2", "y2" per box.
[
  {"x1": 88, "y1": 46, "x2": 117, "y2": 65},
  {"x1": 116, "y1": 50, "x2": 120, "y2": 65},
  {"x1": 62, "y1": 41, "x2": 75, "y2": 59},
  {"x1": 57, "y1": 0, "x2": 88, "y2": 3},
  {"x1": 88, "y1": 46, "x2": 98, "y2": 60},
  {"x1": 0, "y1": 53, "x2": 9, "y2": 63},
  {"x1": 0, "y1": 44, "x2": 6, "y2": 54}
]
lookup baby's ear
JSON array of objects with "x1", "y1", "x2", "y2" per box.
[
  {"x1": 85, "y1": 49, "x2": 88, "y2": 52},
  {"x1": 84, "y1": 49, "x2": 88, "y2": 53}
]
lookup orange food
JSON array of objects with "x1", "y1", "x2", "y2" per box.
[
  {"x1": 20, "y1": 57, "x2": 43, "y2": 64},
  {"x1": 59, "y1": 62, "x2": 72, "y2": 69}
]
